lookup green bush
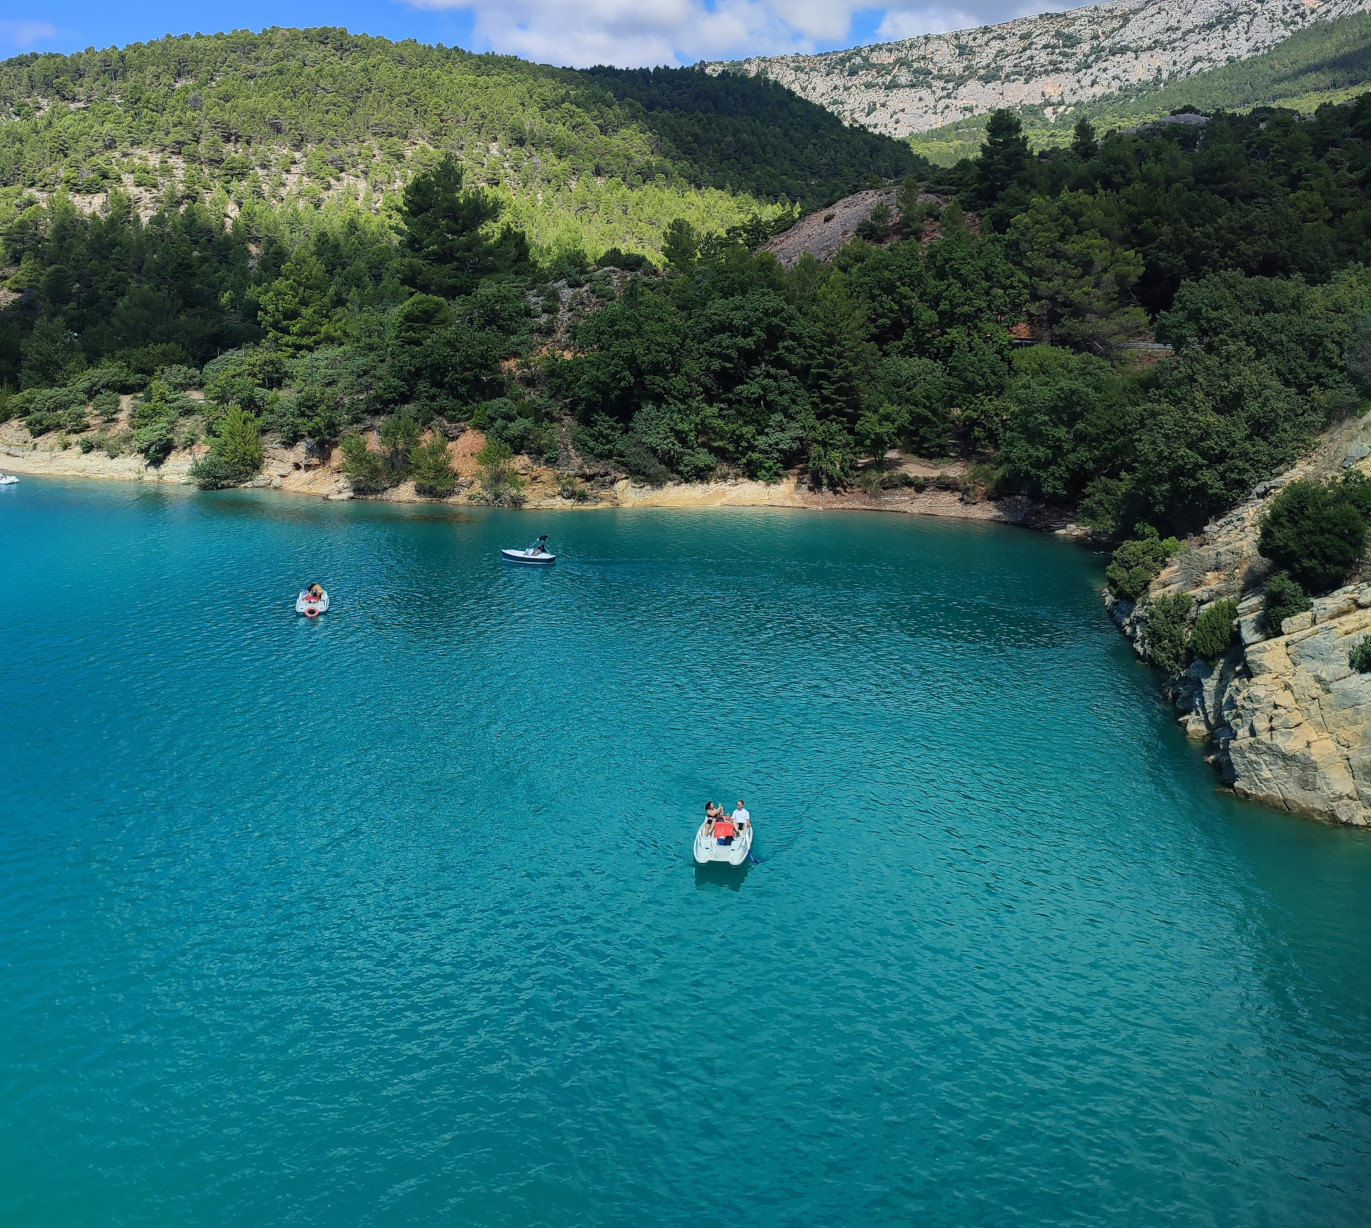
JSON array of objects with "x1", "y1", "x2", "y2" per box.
[
  {"x1": 186, "y1": 454, "x2": 239, "y2": 488},
  {"x1": 135, "y1": 420, "x2": 175, "y2": 464},
  {"x1": 379, "y1": 410, "x2": 422, "y2": 477},
  {"x1": 1342, "y1": 471, "x2": 1371, "y2": 520},
  {"x1": 96, "y1": 430, "x2": 131, "y2": 458},
  {"x1": 189, "y1": 406, "x2": 264, "y2": 488},
  {"x1": 92, "y1": 389, "x2": 121, "y2": 421},
  {"x1": 20, "y1": 387, "x2": 85, "y2": 435},
  {"x1": 1351, "y1": 638, "x2": 1371, "y2": 673},
  {"x1": 1192, "y1": 599, "x2": 1238, "y2": 664},
  {"x1": 410, "y1": 434, "x2": 457, "y2": 497},
  {"x1": 1258, "y1": 479, "x2": 1369, "y2": 593},
  {"x1": 1262, "y1": 572, "x2": 1312, "y2": 634},
  {"x1": 339, "y1": 432, "x2": 391, "y2": 495},
  {"x1": 156, "y1": 364, "x2": 202, "y2": 391},
  {"x1": 1106, "y1": 527, "x2": 1184, "y2": 600},
  {"x1": 476, "y1": 439, "x2": 525, "y2": 505},
  {"x1": 24, "y1": 409, "x2": 64, "y2": 436},
  {"x1": 1144, "y1": 592, "x2": 1194, "y2": 676}
]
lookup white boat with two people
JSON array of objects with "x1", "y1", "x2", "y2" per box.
[
  {"x1": 501, "y1": 535, "x2": 556, "y2": 565},
  {"x1": 693, "y1": 804, "x2": 753, "y2": 866},
  {"x1": 296, "y1": 584, "x2": 329, "y2": 617}
]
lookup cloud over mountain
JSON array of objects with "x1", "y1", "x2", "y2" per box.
[{"x1": 402, "y1": 0, "x2": 1077, "y2": 66}]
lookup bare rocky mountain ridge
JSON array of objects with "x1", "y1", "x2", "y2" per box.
[{"x1": 708, "y1": 0, "x2": 1371, "y2": 138}]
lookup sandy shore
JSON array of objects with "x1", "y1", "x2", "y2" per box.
[{"x1": 0, "y1": 423, "x2": 1063, "y2": 528}]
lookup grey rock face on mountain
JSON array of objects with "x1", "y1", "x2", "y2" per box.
[{"x1": 707, "y1": 0, "x2": 1371, "y2": 137}]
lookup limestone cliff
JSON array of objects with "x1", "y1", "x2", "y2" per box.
[
  {"x1": 1109, "y1": 412, "x2": 1371, "y2": 827},
  {"x1": 708, "y1": 0, "x2": 1371, "y2": 138}
]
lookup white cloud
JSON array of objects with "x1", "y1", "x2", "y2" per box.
[
  {"x1": 404, "y1": 0, "x2": 874, "y2": 65},
  {"x1": 876, "y1": 7, "x2": 982, "y2": 40},
  {"x1": 400, "y1": 0, "x2": 1096, "y2": 66},
  {"x1": 0, "y1": 20, "x2": 58, "y2": 49}
]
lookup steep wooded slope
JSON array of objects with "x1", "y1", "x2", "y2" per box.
[{"x1": 0, "y1": 28, "x2": 919, "y2": 254}]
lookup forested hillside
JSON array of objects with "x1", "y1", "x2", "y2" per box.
[
  {"x1": 8, "y1": 84, "x2": 1371, "y2": 549},
  {"x1": 0, "y1": 28, "x2": 918, "y2": 255},
  {"x1": 909, "y1": 12, "x2": 1371, "y2": 164}
]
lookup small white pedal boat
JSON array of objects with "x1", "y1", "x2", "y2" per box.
[
  {"x1": 693, "y1": 817, "x2": 752, "y2": 866},
  {"x1": 501, "y1": 535, "x2": 555, "y2": 565},
  {"x1": 0, "y1": 474, "x2": 18, "y2": 485},
  {"x1": 295, "y1": 589, "x2": 329, "y2": 617}
]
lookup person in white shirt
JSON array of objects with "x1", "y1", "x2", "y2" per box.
[{"x1": 731, "y1": 800, "x2": 750, "y2": 832}]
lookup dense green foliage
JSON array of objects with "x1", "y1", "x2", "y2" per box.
[
  {"x1": 1262, "y1": 572, "x2": 1313, "y2": 634},
  {"x1": 0, "y1": 29, "x2": 919, "y2": 257},
  {"x1": 4, "y1": 31, "x2": 1371, "y2": 544},
  {"x1": 1144, "y1": 592, "x2": 1194, "y2": 676},
  {"x1": 1106, "y1": 529, "x2": 1184, "y2": 601},
  {"x1": 1258, "y1": 476, "x2": 1370, "y2": 593},
  {"x1": 410, "y1": 433, "x2": 458, "y2": 497},
  {"x1": 1192, "y1": 599, "x2": 1239, "y2": 664},
  {"x1": 190, "y1": 404, "x2": 264, "y2": 488},
  {"x1": 908, "y1": 12, "x2": 1371, "y2": 165},
  {"x1": 1351, "y1": 637, "x2": 1371, "y2": 671},
  {"x1": 575, "y1": 67, "x2": 919, "y2": 205}
]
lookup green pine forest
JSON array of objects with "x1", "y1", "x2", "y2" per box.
[
  {"x1": 0, "y1": 27, "x2": 918, "y2": 255},
  {"x1": 5, "y1": 26, "x2": 1371, "y2": 595}
]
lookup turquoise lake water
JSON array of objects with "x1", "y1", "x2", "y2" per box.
[{"x1": 2, "y1": 478, "x2": 1369, "y2": 1226}]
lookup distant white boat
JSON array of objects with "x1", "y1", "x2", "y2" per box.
[
  {"x1": 501, "y1": 535, "x2": 555, "y2": 565},
  {"x1": 693, "y1": 817, "x2": 752, "y2": 867},
  {"x1": 0, "y1": 474, "x2": 18, "y2": 485},
  {"x1": 296, "y1": 588, "x2": 329, "y2": 617}
]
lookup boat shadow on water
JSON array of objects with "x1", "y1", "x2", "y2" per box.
[{"x1": 693, "y1": 859, "x2": 752, "y2": 891}]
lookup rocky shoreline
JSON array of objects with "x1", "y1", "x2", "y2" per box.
[
  {"x1": 1108, "y1": 412, "x2": 1371, "y2": 828},
  {"x1": 0, "y1": 422, "x2": 1063, "y2": 527}
]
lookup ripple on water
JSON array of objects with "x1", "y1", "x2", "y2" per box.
[{"x1": 1, "y1": 482, "x2": 1369, "y2": 1227}]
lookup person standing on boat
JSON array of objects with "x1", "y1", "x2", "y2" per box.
[{"x1": 731, "y1": 800, "x2": 750, "y2": 834}]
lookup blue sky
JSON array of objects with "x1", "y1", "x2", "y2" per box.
[{"x1": 2, "y1": 0, "x2": 1072, "y2": 67}]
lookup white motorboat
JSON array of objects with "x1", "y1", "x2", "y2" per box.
[
  {"x1": 295, "y1": 588, "x2": 329, "y2": 617},
  {"x1": 501, "y1": 535, "x2": 555, "y2": 565},
  {"x1": 693, "y1": 817, "x2": 753, "y2": 867},
  {"x1": 0, "y1": 474, "x2": 18, "y2": 485}
]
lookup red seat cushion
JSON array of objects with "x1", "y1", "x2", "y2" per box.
[{"x1": 715, "y1": 821, "x2": 735, "y2": 838}]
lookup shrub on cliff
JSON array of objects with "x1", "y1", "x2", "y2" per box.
[
  {"x1": 379, "y1": 410, "x2": 422, "y2": 478},
  {"x1": 19, "y1": 387, "x2": 86, "y2": 436},
  {"x1": 410, "y1": 435, "x2": 457, "y2": 497},
  {"x1": 339, "y1": 433, "x2": 392, "y2": 495},
  {"x1": 1262, "y1": 572, "x2": 1312, "y2": 634},
  {"x1": 1144, "y1": 592, "x2": 1194, "y2": 676},
  {"x1": 1342, "y1": 472, "x2": 1371, "y2": 520},
  {"x1": 476, "y1": 439, "x2": 525, "y2": 506},
  {"x1": 190, "y1": 406, "x2": 264, "y2": 489},
  {"x1": 1351, "y1": 638, "x2": 1371, "y2": 673},
  {"x1": 1192, "y1": 599, "x2": 1238, "y2": 665},
  {"x1": 1106, "y1": 527, "x2": 1183, "y2": 601},
  {"x1": 1258, "y1": 479, "x2": 1369, "y2": 593},
  {"x1": 135, "y1": 420, "x2": 175, "y2": 464}
]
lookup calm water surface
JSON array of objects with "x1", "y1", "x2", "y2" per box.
[{"x1": 2, "y1": 479, "x2": 1369, "y2": 1226}]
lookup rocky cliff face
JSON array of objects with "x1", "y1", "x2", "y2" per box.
[
  {"x1": 708, "y1": 0, "x2": 1371, "y2": 138},
  {"x1": 1109, "y1": 412, "x2": 1371, "y2": 827}
]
